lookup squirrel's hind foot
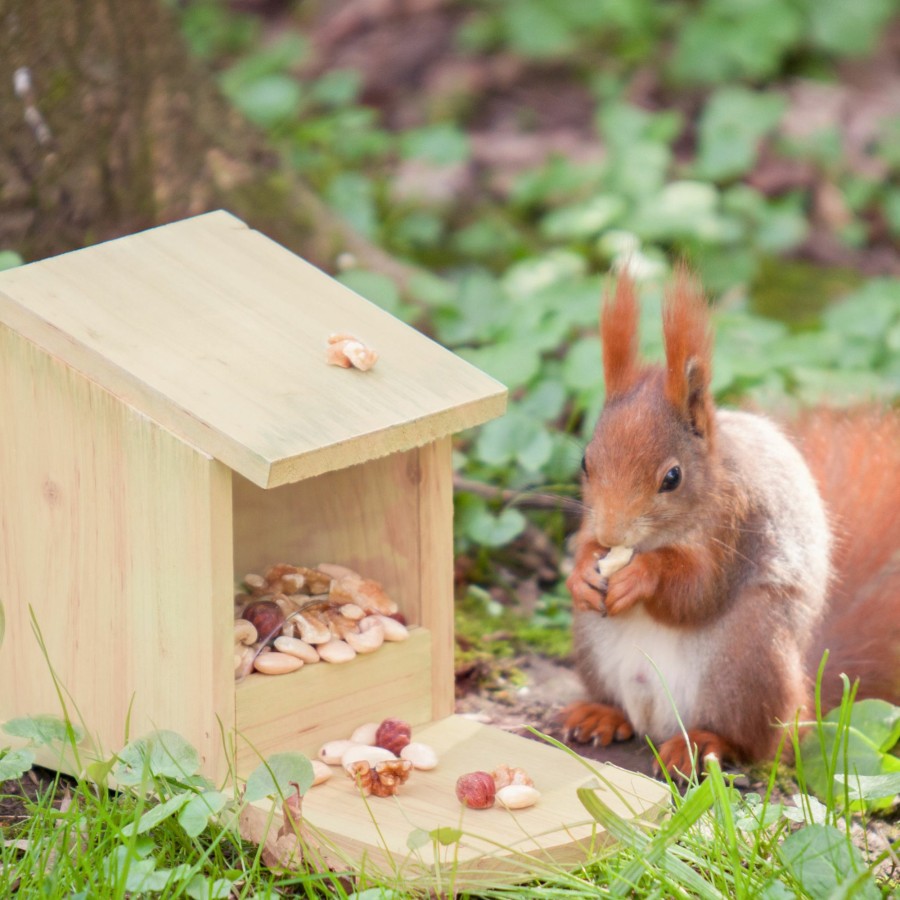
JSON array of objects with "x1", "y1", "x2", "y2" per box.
[
  {"x1": 656, "y1": 729, "x2": 737, "y2": 780},
  {"x1": 561, "y1": 702, "x2": 634, "y2": 746}
]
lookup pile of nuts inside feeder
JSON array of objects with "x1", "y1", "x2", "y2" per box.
[
  {"x1": 310, "y1": 716, "x2": 540, "y2": 809},
  {"x1": 234, "y1": 563, "x2": 408, "y2": 679}
]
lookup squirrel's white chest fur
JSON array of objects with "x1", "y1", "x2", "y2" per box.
[{"x1": 575, "y1": 608, "x2": 707, "y2": 741}]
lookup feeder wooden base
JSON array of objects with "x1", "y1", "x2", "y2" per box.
[{"x1": 241, "y1": 715, "x2": 669, "y2": 889}]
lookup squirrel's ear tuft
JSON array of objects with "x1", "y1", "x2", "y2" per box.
[
  {"x1": 663, "y1": 266, "x2": 715, "y2": 440},
  {"x1": 601, "y1": 271, "x2": 641, "y2": 399}
]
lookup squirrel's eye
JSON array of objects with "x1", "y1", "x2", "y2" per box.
[{"x1": 659, "y1": 466, "x2": 682, "y2": 493}]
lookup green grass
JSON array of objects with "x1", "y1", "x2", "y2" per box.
[{"x1": 2, "y1": 675, "x2": 896, "y2": 898}]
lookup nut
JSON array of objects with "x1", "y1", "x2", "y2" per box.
[
  {"x1": 596, "y1": 545, "x2": 634, "y2": 578},
  {"x1": 350, "y1": 722, "x2": 379, "y2": 745},
  {"x1": 244, "y1": 573, "x2": 267, "y2": 593},
  {"x1": 344, "y1": 616, "x2": 384, "y2": 654},
  {"x1": 253, "y1": 651, "x2": 303, "y2": 675},
  {"x1": 234, "y1": 618, "x2": 258, "y2": 647},
  {"x1": 456, "y1": 771, "x2": 496, "y2": 809},
  {"x1": 326, "y1": 336, "x2": 379, "y2": 372},
  {"x1": 491, "y1": 764, "x2": 534, "y2": 790},
  {"x1": 339, "y1": 603, "x2": 366, "y2": 621},
  {"x1": 242, "y1": 600, "x2": 286, "y2": 645},
  {"x1": 273, "y1": 635, "x2": 320, "y2": 663},
  {"x1": 318, "y1": 739, "x2": 359, "y2": 765},
  {"x1": 400, "y1": 742, "x2": 438, "y2": 770},
  {"x1": 341, "y1": 745, "x2": 397, "y2": 772},
  {"x1": 310, "y1": 760, "x2": 333, "y2": 786},
  {"x1": 496, "y1": 784, "x2": 540, "y2": 810},
  {"x1": 348, "y1": 759, "x2": 412, "y2": 797},
  {"x1": 373, "y1": 614, "x2": 409, "y2": 642},
  {"x1": 316, "y1": 562, "x2": 360, "y2": 581},
  {"x1": 317, "y1": 639, "x2": 356, "y2": 664},
  {"x1": 375, "y1": 718, "x2": 412, "y2": 755},
  {"x1": 293, "y1": 611, "x2": 331, "y2": 645}
]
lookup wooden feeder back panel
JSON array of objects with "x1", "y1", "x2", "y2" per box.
[
  {"x1": 0, "y1": 323, "x2": 235, "y2": 777},
  {"x1": 0, "y1": 211, "x2": 506, "y2": 489}
]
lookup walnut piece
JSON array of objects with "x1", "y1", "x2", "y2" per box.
[{"x1": 347, "y1": 759, "x2": 413, "y2": 797}]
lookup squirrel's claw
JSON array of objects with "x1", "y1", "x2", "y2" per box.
[{"x1": 561, "y1": 702, "x2": 634, "y2": 746}]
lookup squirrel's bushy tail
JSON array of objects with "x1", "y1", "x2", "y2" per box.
[{"x1": 792, "y1": 408, "x2": 900, "y2": 711}]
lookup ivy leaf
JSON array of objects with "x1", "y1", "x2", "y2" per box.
[
  {"x1": 244, "y1": 752, "x2": 314, "y2": 803},
  {"x1": 695, "y1": 88, "x2": 786, "y2": 181},
  {"x1": 121, "y1": 792, "x2": 192, "y2": 837},
  {"x1": 502, "y1": 250, "x2": 586, "y2": 298},
  {"x1": 458, "y1": 341, "x2": 541, "y2": 390},
  {"x1": 113, "y1": 731, "x2": 201, "y2": 785},
  {"x1": 780, "y1": 824, "x2": 878, "y2": 899},
  {"x1": 459, "y1": 500, "x2": 526, "y2": 548},
  {"x1": 803, "y1": 0, "x2": 896, "y2": 55},
  {"x1": 178, "y1": 790, "x2": 230, "y2": 837},
  {"x1": 0, "y1": 748, "x2": 35, "y2": 781},
  {"x1": 3, "y1": 714, "x2": 84, "y2": 746}
]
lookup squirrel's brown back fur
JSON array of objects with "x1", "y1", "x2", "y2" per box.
[{"x1": 791, "y1": 409, "x2": 900, "y2": 710}]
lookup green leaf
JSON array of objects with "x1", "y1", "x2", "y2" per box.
[
  {"x1": 338, "y1": 269, "x2": 401, "y2": 315},
  {"x1": 400, "y1": 124, "x2": 470, "y2": 165},
  {"x1": 3, "y1": 714, "x2": 84, "y2": 746},
  {"x1": 121, "y1": 792, "x2": 191, "y2": 837},
  {"x1": 224, "y1": 74, "x2": 301, "y2": 127},
  {"x1": 429, "y1": 826, "x2": 463, "y2": 845},
  {"x1": 406, "y1": 827, "x2": 431, "y2": 851},
  {"x1": 670, "y1": 0, "x2": 802, "y2": 84},
  {"x1": 803, "y1": 0, "x2": 896, "y2": 55},
  {"x1": 695, "y1": 87, "x2": 786, "y2": 181},
  {"x1": 460, "y1": 501, "x2": 526, "y2": 548},
  {"x1": 474, "y1": 412, "x2": 553, "y2": 472},
  {"x1": 822, "y1": 279, "x2": 900, "y2": 340},
  {"x1": 0, "y1": 747, "x2": 35, "y2": 781},
  {"x1": 629, "y1": 180, "x2": 739, "y2": 243},
  {"x1": 562, "y1": 336, "x2": 603, "y2": 394},
  {"x1": 540, "y1": 195, "x2": 625, "y2": 240},
  {"x1": 244, "y1": 752, "x2": 314, "y2": 803},
  {"x1": 186, "y1": 874, "x2": 235, "y2": 899},
  {"x1": 844, "y1": 772, "x2": 900, "y2": 803},
  {"x1": 326, "y1": 172, "x2": 378, "y2": 239},
  {"x1": 780, "y1": 824, "x2": 878, "y2": 899},
  {"x1": 502, "y1": 250, "x2": 586, "y2": 298},
  {"x1": 178, "y1": 790, "x2": 229, "y2": 837},
  {"x1": 458, "y1": 341, "x2": 541, "y2": 390},
  {"x1": 0, "y1": 250, "x2": 22, "y2": 271},
  {"x1": 113, "y1": 730, "x2": 201, "y2": 785},
  {"x1": 309, "y1": 69, "x2": 361, "y2": 108},
  {"x1": 500, "y1": 1, "x2": 576, "y2": 58}
]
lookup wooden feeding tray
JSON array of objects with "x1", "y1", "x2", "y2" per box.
[{"x1": 0, "y1": 211, "x2": 667, "y2": 879}]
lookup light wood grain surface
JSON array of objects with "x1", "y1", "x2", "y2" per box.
[{"x1": 0, "y1": 211, "x2": 506, "y2": 488}]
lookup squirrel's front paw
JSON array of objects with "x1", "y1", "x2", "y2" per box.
[
  {"x1": 605, "y1": 553, "x2": 660, "y2": 616},
  {"x1": 566, "y1": 556, "x2": 608, "y2": 613},
  {"x1": 561, "y1": 702, "x2": 634, "y2": 746}
]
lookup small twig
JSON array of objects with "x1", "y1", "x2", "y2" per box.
[{"x1": 453, "y1": 474, "x2": 583, "y2": 514}]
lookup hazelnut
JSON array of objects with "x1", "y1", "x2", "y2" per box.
[
  {"x1": 455, "y1": 771, "x2": 496, "y2": 809},
  {"x1": 242, "y1": 600, "x2": 285, "y2": 645},
  {"x1": 375, "y1": 718, "x2": 411, "y2": 755}
]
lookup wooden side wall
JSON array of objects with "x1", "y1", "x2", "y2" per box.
[{"x1": 0, "y1": 324, "x2": 234, "y2": 778}]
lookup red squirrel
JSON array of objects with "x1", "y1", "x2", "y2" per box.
[{"x1": 563, "y1": 269, "x2": 900, "y2": 775}]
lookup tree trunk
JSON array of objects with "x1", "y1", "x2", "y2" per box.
[{"x1": 0, "y1": 0, "x2": 416, "y2": 282}]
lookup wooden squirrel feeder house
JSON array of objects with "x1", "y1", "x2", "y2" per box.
[{"x1": 0, "y1": 212, "x2": 665, "y2": 884}]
